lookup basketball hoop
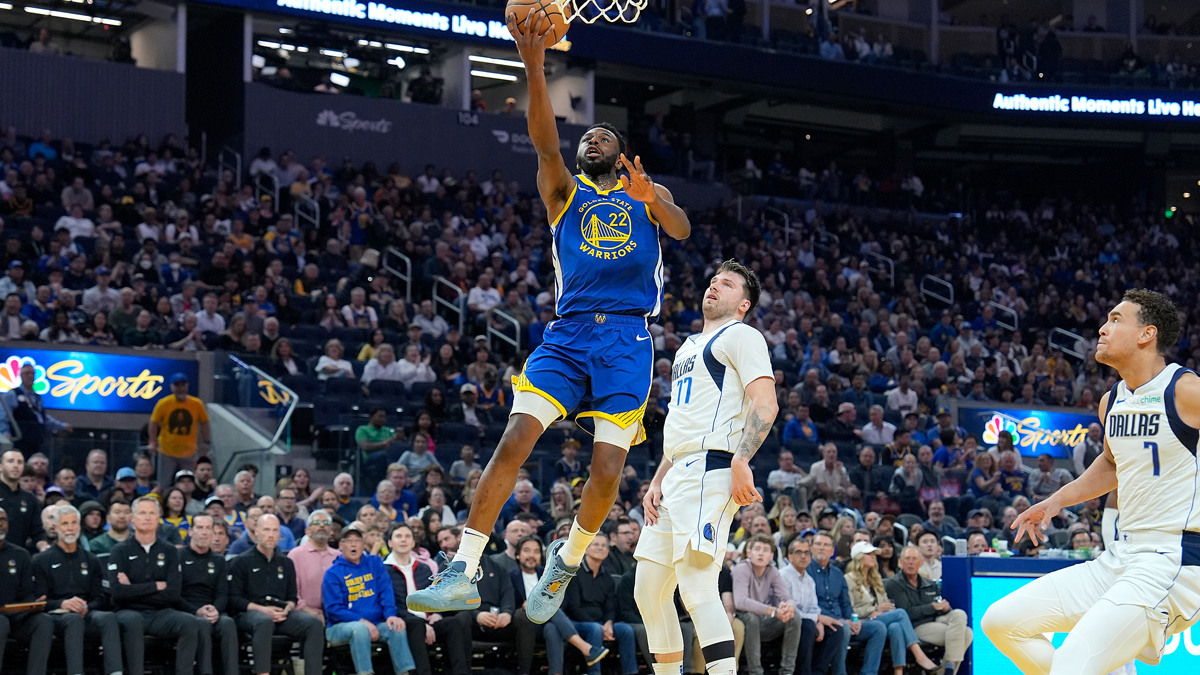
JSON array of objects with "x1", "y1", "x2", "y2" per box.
[{"x1": 555, "y1": 0, "x2": 647, "y2": 24}]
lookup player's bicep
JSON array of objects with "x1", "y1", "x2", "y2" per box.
[
  {"x1": 1171, "y1": 372, "x2": 1200, "y2": 429},
  {"x1": 536, "y1": 157, "x2": 574, "y2": 220},
  {"x1": 719, "y1": 327, "x2": 775, "y2": 385}
]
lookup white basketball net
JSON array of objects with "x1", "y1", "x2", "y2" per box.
[{"x1": 556, "y1": 0, "x2": 646, "y2": 24}]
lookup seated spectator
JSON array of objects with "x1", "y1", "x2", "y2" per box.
[
  {"x1": 886, "y1": 545, "x2": 972, "y2": 674},
  {"x1": 499, "y1": 480, "x2": 553, "y2": 537},
  {"x1": 398, "y1": 343, "x2": 436, "y2": 388},
  {"x1": 844, "y1": 541, "x2": 940, "y2": 675},
  {"x1": 922, "y1": 499, "x2": 959, "y2": 540},
  {"x1": 342, "y1": 287, "x2": 379, "y2": 329},
  {"x1": 810, "y1": 443, "x2": 859, "y2": 504},
  {"x1": 362, "y1": 343, "x2": 403, "y2": 387},
  {"x1": 448, "y1": 445, "x2": 482, "y2": 485},
  {"x1": 966, "y1": 530, "x2": 989, "y2": 554},
  {"x1": 915, "y1": 531, "x2": 943, "y2": 582},
  {"x1": 782, "y1": 404, "x2": 821, "y2": 445},
  {"x1": 332, "y1": 472, "x2": 363, "y2": 522},
  {"x1": 563, "y1": 537, "x2": 638, "y2": 675},
  {"x1": 1028, "y1": 453, "x2": 1073, "y2": 503},
  {"x1": 123, "y1": 309, "x2": 163, "y2": 348},
  {"x1": 322, "y1": 524, "x2": 416, "y2": 675},
  {"x1": 849, "y1": 446, "x2": 893, "y2": 512},
  {"x1": 889, "y1": 454, "x2": 926, "y2": 516},
  {"x1": 228, "y1": 505, "x2": 296, "y2": 555},
  {"x1": 768, "y1": 451, "x2": 816, "y2": 507},
  {"x1": 779, "y1": 535, "x2": 840, "y2": 675},
  {"x1": 997, "y1": 451, "x2": 1029, "y2": 501},
  {"x1": 733, "y1": 534, "x2": 803, "y2": 675},
  {"x1": 451, "y1": 383, "x2": 493, "y2": 428},
  {"x1": 417, "y1": 486, "x2": 457, "y2": 527},
  {"x1": 860, "y1": 405, "x2": 896, "y2": 446},
  {"x1": 316, "y1": 338, "x2": 355, "y2": 380},
  {"x1": 228, "y1": 514, "x2": 324, "y2": 675},
  {"x1": 357, "y1": 407, "x2": 406, "y2": 484},
  {"x1": 808, "y1": 531, "x2": 886, "y2": 675}
]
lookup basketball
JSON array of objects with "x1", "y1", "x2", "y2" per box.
[{"x1": 506, "y1": 0, "x2": 570, "y2": 46}]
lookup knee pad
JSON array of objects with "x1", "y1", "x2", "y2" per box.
[
  {"x1": 594, "y1": 417, "x2": 640, "y2": 450},
  {"x1": 511, "y1": 389, "x2": 562, "y2": 430}
]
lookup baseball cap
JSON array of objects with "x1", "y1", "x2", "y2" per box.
[
  {"x1": 170, "y1": 372, "x2": 189, "y2": 385},
  {"x1": 96, "y1": 265, "x2": 111, "y2": 276},
  {"x1": 340, "y1": 522, "x2": 365, "y2": 538},
  {"x1": 968, "y1": 509, "x2": 985, "y2": 520},
  {"x1": 819, "y1": 507, "x2": 839, "y2": 520},
  {"x1": 851, "y1": 541, "x2": 880, "y2": 558},
  {"x1": 7, "y1": 260, "x2": 20, "y2": 269},
  {"x1": 960, "y1": 321, "x2": 973, "y2": 330},
  {"x1": 474, "y1": 335, "x2": 488, "y2": 343},
  {"x1": 116, "y1": 467, "x2": 136, "y2": 481},
  {"x1": 204, "y1": 494, "x2": 225, "y2": 508},
  {"x1": 837, "y1": 402, "x2": 855, "y2": 414},
  {"x1": 937, "y1": 407, "x2": 951, "y2": 417},
  {"x1": 174, "y1": 470, "x2": 195, "y2": 482},
  {"x1": 460, "y1": 383, "x2": 477, "y2": 395},
  {"x1": 44, "y1": 485, "x2": 65, "y2": 496}
]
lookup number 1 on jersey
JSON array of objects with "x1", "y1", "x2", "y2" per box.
[
  {"x1": 1145, "y1": 441, "x2": 1160, "y2": 476},
  {"x1": 674, "y1": 377, "x2": 692, "y2": 405}
]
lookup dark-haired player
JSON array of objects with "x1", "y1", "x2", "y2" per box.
[
  {"x1": 408, "y1": 8, "x2": 690, "y2": 621},
  {"x1": 985, "y1": 289, "x2": 1200, "y2": 675},
  {"x1": 634, "y1": 260, "x2": 778, "y2": 675}
]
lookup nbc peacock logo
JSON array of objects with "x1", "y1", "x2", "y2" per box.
[{"x1": 0, "y1": 356, "x2": 49, "y2": 394}]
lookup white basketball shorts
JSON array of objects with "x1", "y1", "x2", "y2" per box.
[{"x1": 635, "y1": 450, "x2": 742, "y2": 568}]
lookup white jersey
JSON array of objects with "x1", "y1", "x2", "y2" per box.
[
  {"x1": 662, "y1": 319, "x2": 774, "y2": 464},
  {"x1": 1104, "y1": 362, "x2": 1200, "y2": 535}
]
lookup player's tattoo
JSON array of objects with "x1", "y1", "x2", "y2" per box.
[{"x1": 735, "y1": 402, "x2": 774, "y2": 460}]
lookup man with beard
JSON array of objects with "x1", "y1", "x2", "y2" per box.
[
  {"x1": 32, "y1": 504, "x2": 123, "y2": 675},
  {"x1": 0, "y1": 505, "x2": 55, "y2": 675},
  {"x1": 180, "y1": 514, "x2": 238, "y2": 675},
  {"x1": 408, "y1": 7, "x2": 692, "y2": 622},
  {"x1": 0, "y1": 450, "x2": 44, "y2": 550},
  {"x1": 89, "y1": 497, "x2": 132, "y2": 554}
]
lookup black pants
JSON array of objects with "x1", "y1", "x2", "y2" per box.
[
  {"x1": 51, "y1": 610, "x2": 122, "y2": 675},
  {"x1": 115, "y1": 608, "x2": 200, "y2": 675},
  {"x1": 194, "y1": 614, "x2": 239, "y2": 675},
  {"x1": 0, "y1": 611, "x2": 53, "y2": 675},
  {"x1": 403, "y1": 615, "x2": 435, "y2": 675},
  {"x1": 436, "y1": 610, "x2": 537, "y2": 675},
  {"x1": 236, "y1": 609, "x2": 324, "y2": 675},
  {"x1": 797, "y1": 618, "x2": 840, "y2": 675}
]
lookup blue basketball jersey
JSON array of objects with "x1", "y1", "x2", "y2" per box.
[{"x1": 550, "y1": 175, "x2": 664, "y2": 317}]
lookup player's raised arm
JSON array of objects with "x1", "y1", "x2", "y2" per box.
[
  {"x1": 508, "y1": 10, "x2": 574, "y2": 219},
  {"x1": 618, "y1": 154, "x2": 691, "y2": 240}
]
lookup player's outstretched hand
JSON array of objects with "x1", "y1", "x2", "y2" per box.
[
  {"x1": 643, "y1": 481, "x2": 664, "y2": 526},
  {"x1": 1010, "y1": 497, "x2": 1062, "y2": 546},
  {"x1": 507, "y1": 9, "x2": 554, "y2": 65},
  {"x1": 731, "y1": 458, "x2": 762, "y2": 507},
  {"x1": 618, "y1": 154, "x2": 658, "y2": 204}
]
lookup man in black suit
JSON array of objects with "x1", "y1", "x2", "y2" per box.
[
  {"x1": 0, "y1": 450, "x2": 44, "y2": 551},
  {"x1": 0, "y1": 505, "x2": 54, "y2": 675},
  {"x1": 180, "y1": 514, "x2": 238, "y2": 675}
]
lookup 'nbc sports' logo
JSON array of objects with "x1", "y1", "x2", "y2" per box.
[
  {"x1": 981, "y1": 411, "x2": 1089, "y2": 454},
  {"x1": 0, "y1": 354, "x2": 166, "y2": 404}
]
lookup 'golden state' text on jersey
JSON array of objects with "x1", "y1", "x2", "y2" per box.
[
  {"x1": 550, "y1": 175, "x2": 664, "y2": 318},
  {"x1": 1104, "y1": 363, "x2": 1200, "y2": 535},
  {"x1": 663, "y1": 320, "x2": 774, "y2": 464}
]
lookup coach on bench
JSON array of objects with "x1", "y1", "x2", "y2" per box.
[
  {"x1": 228, "y1": 513, "x2": 324, "y2": 675},
  {"x1": 32, "y1": 503, "x2": 122, "y2": 675},
  {"x1": 180, "y1": 513, "x2": 239, "y2": 675},
  {"x1": 0, "y1": 505, "x2": 54, "y2": 675},
  {"x1": 108, "y1": 495, "x2": 200, "y2": 675}
]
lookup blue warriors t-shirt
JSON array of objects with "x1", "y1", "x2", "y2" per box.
[{"x1": 551, "y1": 175, "x2": 664, "y2": 317}]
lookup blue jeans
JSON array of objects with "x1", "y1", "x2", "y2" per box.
[
  {"x1": 849, "y1": 618, "x2": 887, "y2": 675},
  {"x1": 326, "y1": 620, "x2": 416, "y2": 675},
  {"x1": 541, "y1": 610, "x2": 580, "y2": 675},
  {"x1": 872, "y1": 609, "x2": 920, "y2": 667},
  {"x1": 572, "y1": 621, "x2": 637, "y2": 675}
]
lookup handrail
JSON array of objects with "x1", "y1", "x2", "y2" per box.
[
  {"x1": 432, "y1": 275, "x2": 466, "y2": 335},
  {"x1": 218, "y1": 146, "x2": 242, "y2": 188},
  {"x1": 382, "y1": 246, "x2": 413, "y2": 304},
  {"x1": 218, "y1": 353, "x2": 298, "y2": 484},
  {"x1": 760, "y1": 206, "x2": 795, "y2": 246},
  {"x1": 812, "y1": 229, "x2": 840, "y2": 257},
  {"x1": 988, "y1": 301, "x2": 1018, "y2": 331},
  {"x1": 253, "y1": 171, "x2": 279, "y2": 206},
  {"x1": 294, "y1": 195, "x2": 320, "y2": 233},
  {"x1": 488, "y1": 308, "x2": 521, "y2": 353},
  {"x1": 919, "y1": 275, "x2": 954, "y2": 305},
  {"x1": 1049, "y1": 327, "x2": 1086, "y2": 361},
  {"x1": 863, "y1": 250, "x2": 895, "y2": 288}
]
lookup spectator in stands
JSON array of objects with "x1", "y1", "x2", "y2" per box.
[
  {"x1": 81, "y1": 265, "x2": 120, "y2": 315},
  {"x1": 605, "y1": 516, "x2": 637, "y2": 576},
  {"x1": 88, "y1": 498, "x2": 131, "y2": 554},
  {"x1": 997, "y1": 451, "x2": 1028, "y2": 501},
  {"x1": 562, "y1": 536, "x2": 638, "y2": 675},
  {"x1": 123, "y1": 309, "x2": 164, "y2": 347},
  {"x1": 922, "y1": 499, "x2": 959, "y2": 539},
  {"x1": 362, "y1": 343, "x2": 403, "y2": 388},
  {"x1": 808, "y1": 530, "x2": 883, "y2": 675},
  {"x1": 148, "y1": 372, "x2": 210, "y2": 486},
  {"x1": 966, "y1": 530, "x2": 988, "y2": 554},
  {"x1": 1, "y1": 364, "x2": 70, "y2": 456},
  {"x1": 810, "y1": 443, "x2": 859, "y2": 503},
  {"x1": 398, "y1": 431, "x2": 442, "y2": 480},
  {"x1": 860, "y1": 405, "x2": 896, "y2": 446},
  {"x1": 1072, "y1": 423, "x2": 1104, "y2": 477},
  {"x1": 357, "y1": 407, "x2": 405, "y2": 484},
  {"x1": 229, "y1": 513, "x2": 324, "y2": 675},
  {"x1": 1028, "y1": 453, "x2": 1073, "y2": 502},
  {"x1": 108, "y1": 496, "x2": 199, "y2": 675},
  {"x1": 288, "y1": 509, "x2": 339, "y2": 625},
  {"x1": 824, "y1": 402, "x2": 860, "y2": 442},
  {"x1": 490, "y1": 519, "x2": 531, "y2": 574},
  {"x1": 884, "y1": 375, "x2": 917, "y2": 414},
  {"x1": 30, "y1": 503, "x2": 119, "y2": 675},
  {"x1": 733, "y1": 533, "x2": 803, "y2": 675},
  {"x1": 316, "y1": 338, "x2": 354, "y2": 379},
  {"x1": 452, "y1": 383, "x2": 493, "y2": 429},
  {"x1": 778, "y1": 535, "x2": 838, "y2": 675},
  {"x1": 915, "y1": 531, "x2": 942, "y2": 582},
  {"x1": 782, "y1": 404, "x2": 820, "y2": 445},
  {"x1": 332, "y1": 472, "x2": 362, "y2": 521},
  {"x1": 413, "y1": 300, "x2": 448, "y2": 339},
  {"x1": 397, "y1": 343, "x2": 436, "y2": 388},
  {"x1": 0, "y1": 504, "x2": 55, "y2": 673},
  {"x1": 322, "y1": 523, "x2": 416, "y2": 675},
  {"x1": 178, "y1": 513, "x2": 238, "y2": 675},
  {"x1": 342, "y1": 287, "x2": 379, "y2": 330},
  {"x1": 500, "y1": 479, "x2": 553, "y2": 537},
  {"x1": 844, "y1": 541, "x2": 940, "y2": 675},
  {"x1": 849, "y1": 446, "x2": 892, "y2": 511},
  {"x1": 886, "y1": 545, "x2": 972, "y2": 674},
  {"x1": 449, "y1": 445, "x2": 481, "y2": 485}
]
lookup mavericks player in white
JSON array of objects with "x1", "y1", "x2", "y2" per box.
[
  {"x1": 634, "y1": 259, "x2": 778, "y2": 675},
  {"x1": 983, "y1": 289, "x2": 1200, "y2": 675}
]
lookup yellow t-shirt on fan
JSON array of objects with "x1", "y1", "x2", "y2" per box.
[{"x1": 151, "y1": 395, "x2": 210, "y2": 458}]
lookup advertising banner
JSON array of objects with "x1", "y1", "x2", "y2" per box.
[
  {"x1": 958, "y1": 406, "x2": 1095, "y2": 459},
  {"x1": 244, "y1": 82, "x2": 588, "y2": 191},
  {"x1": 0, "y1": 350, "x2": 198, "y2": 414},
  {"x1": 971, "y1": 576, "x2": 1200, "y2": 674}
]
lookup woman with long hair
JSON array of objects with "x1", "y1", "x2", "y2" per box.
[
  {"x1": 162, "y1": 487, "x2": 192, "y2": 543},
  {"x1": 270, "y1": 338, "x2": 302, "y2": 377},
  {"x1": 873, "y1": 535, "x2": 898, "y2": 579},
  {"x1": 968, "y1": 450, "x2": 1006, "y2": 516},
  {"x1": 423, "y1": 387, "x2": 448, "y2": 422},
  {"x1": 417, "y1": 486, "x2": 456, "y2": 527},
  {"x1": 358, "y1": 328, "x2": 386, "y2": 361},
  {"x1": 890, "y1": 454, "x2": 927, "y2": 516},
  {"x1": 409, "y1": 410, "x2": 439, "y2": 443},
  {"x1": 41, "y1": 308, "x2": 83, "y2": 344},
  {"x1": 86, "y1": 311, "x2": 118, "y2": 347},
  {"x1": 845, "y1": 543, "x2": 941, "y2": 675},
  {"x1": 218, "y1": 314, "x2": 247, "y2": 351},
  {"x1": 548, "y1": 483, "x2": 574, "y2": 524},
  {"x1": 376, "y1": 480, "x2": 402, "y2": 524},
  {"x1": 417, "y1": 511, "x2": 441, "y2": 553},
  {"x1": 453, "y1": 469, "x2": 482, "y2": 519},
  {"x1": 767, "y1": 494, "x2": 795, "y2": 531}
]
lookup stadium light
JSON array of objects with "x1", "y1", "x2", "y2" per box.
[
  {"x1": 470, "y1": 55, "x2": 524, "y2": 68},
  {"x1": 386, "y1": 43, "x2": 429, "y2": 54},
  {"x1": 251, "y1": 54, "x2": 266, "y2": 68},
  {"x1": 320, "y1": 49, "x2": 347, "y2": 57},
  {"x1": 343, "y1": 57, "x2": 361, "y2": 68},
  {"x1": 25, "y1": 6, "x2": 120, "y2": 24},
  {"x1": 258, "y1": 40, "x2": 281, "y2": 48},
  {"x1": 471, "y1": 69, "x2": 518, "y2": 82},
  {"x1": 0, "y1": 3, "x2": 12, "y2": 9},
  {"x1": 388, "y1": 56, "x2": 407, "y2": 69},
  {"x1": 279, "y1": 27, "x2": 294, "y2": 34},
  {"x1": 329, "y1": 72, "x2": 351, "y2": 87},
  {"x1": 1187, "y1": 193, "x2": 1192, "y2": 199}
]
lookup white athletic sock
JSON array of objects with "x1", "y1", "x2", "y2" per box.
[
  {"x1": 452, "y1": 527, "x2": 490, "y2": 578},
  {"x1": 1102, "y1": 507, "x2": 1119, "y2": 547},
  {"x1": 705, "y1": 657, "x2": 737, "y2": 675},
  {"x1": 559, "y1": 518, "x2": 597, "y2": 567},
  {"x1": 653, "y1": 662, "x2": 683, "y2": 675}
]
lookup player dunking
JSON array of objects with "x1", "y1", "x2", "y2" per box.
[
  {"x1": 635, "y1": 261, "x2": 778, "y2": 675},
  {"x1": 406, "y1": 8, "x2": 691, "y2": 619},
  {"x1": 983, "y1": 289, "x2": 1200, "y2": 675}
]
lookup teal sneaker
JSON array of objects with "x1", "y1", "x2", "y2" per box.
[
  {"x1": 405, "y1": 553, "x2": 482, "y2": 613},
  {"x1": 526, "y1": 539, "x2": 579, "y2": 624}
]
